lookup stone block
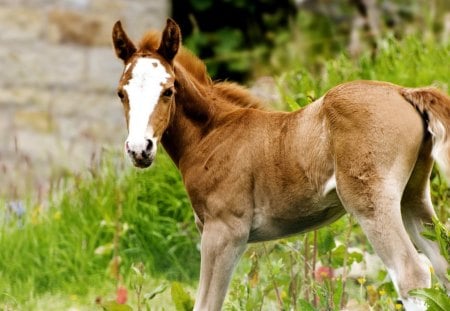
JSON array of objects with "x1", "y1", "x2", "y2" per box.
[
  {"x1": 0, "y1": 7, "x2": 45, "y2": 42},
  {"x1": 0, "y1": 42, "x2": 85, "y2": 87},
  {"x1": 86, "y1": 47, "x2": 123, "y2": 91},
  {"x1": 47, "y1": 9, "x2": 115, "y2": 46}
]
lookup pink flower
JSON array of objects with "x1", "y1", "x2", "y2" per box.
[
  {"x1": 116, "y1": 286, "x2": 128, "y2": 304},
  {"x1": 315, "y1": 266, "x2": 334, "y2": 282}
]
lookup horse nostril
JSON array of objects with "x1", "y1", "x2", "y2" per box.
[{"x1": 146, "y1": 139, "x2": 153, "y2": 152}]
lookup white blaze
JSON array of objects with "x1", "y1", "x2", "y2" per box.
[{"x1": 124, "y1": 57, "x2": 170, "y2": 152}]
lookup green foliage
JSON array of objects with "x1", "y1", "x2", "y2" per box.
[
  {"x1": 120, "y1": 154, "x2": 200, "y2": 281},
  {"x1": 421, "y1": 217, "x2": 450, "y2": 262},
  {"x1": 174, "y1": 0, "x2": 294, "y2": 80},
  {"x1": 171, "y1": 282, "x2": 195, "y2": 311},
  {"x1": 278, "y1": 35, "x2": 450, "y2": 110},
  {"x1": 431, "y1": 169, "x2": 450, "y2": 223},
  {"x1": 330, "y1": 245, "x2": 363, "y2": 268},
  {"x1": 410, "y1": 287, "x2": 450, "y2": 311},
  {"x1": 0, "y1": 151, "x2": 198, "y2": 307},
  {"x1": 297, "y1": 299, "x2": 316, "y2": 310},
  {"x1": 100, "y1": 301, "x2": 133, "y2": 311}
]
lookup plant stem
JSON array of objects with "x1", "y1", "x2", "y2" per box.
[
  {"x1": 113, "y1": 191, "x2": 123, "y2": 288},
  {"x1": 304, "y1": 233, "x2": 310, "y2": 302},
  {"x1": 312, "y1": 230, "x2": 318, "y2": 307},
  {"x1": 340, "y1": 216, "x2": 354, "y2": 309},
  {"x1": 262, "y1": 243, "x2": 283, "y2": 310}
]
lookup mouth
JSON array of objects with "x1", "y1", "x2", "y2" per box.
[{"x1": 130, "y1": 155, "x2": 154, "y2": 169}]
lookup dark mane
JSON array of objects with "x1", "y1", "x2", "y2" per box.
[{"x1": 139, "y1": 31, "x2": 264, "y2": 110}]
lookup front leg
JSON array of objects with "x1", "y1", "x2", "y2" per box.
[{"x1": 194, "y1": 219, "x2": 249, "y2": 311}]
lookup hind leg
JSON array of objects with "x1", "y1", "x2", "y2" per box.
[
  {"x1": 401, "y1": 140, "x2": 450, "y2": 292},
  {"x1": 402, "y1": 195, "x2": 450, "y2": 292},
  {"x1": 336, "y1": 173, "x2": 431, "y2": 310}
]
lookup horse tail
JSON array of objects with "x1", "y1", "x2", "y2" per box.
[{"x1": 401, "y1": 87, "x2": 450, "y2": 181}]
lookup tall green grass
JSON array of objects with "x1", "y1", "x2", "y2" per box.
[
  {"x1": 0, "y1": 151, "x2": 199, "y2": 308},
  {"x1": 278, "y1": 35, "x2": 449, "y2": 108}
]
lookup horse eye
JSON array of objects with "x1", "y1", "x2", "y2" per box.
[
  {"x1": 117, "y1": 90, "x2": 125, "y2": 99},
  {"x1": 162, "y1": 89, "x2": 173, "y2": 97}
]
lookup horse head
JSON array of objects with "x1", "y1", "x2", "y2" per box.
[{"x1": 112, "y1": 19, "x2": 180, "y2": 168}]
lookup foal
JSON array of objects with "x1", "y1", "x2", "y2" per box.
[{"x1": 112, "y1": 19, "x2": 450, "y2": 310}]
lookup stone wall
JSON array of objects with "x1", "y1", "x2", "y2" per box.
[{"x1": 0, "y1": 0, "x2": 170, "y2": 198}]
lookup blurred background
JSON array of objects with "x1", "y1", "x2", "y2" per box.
[
  {"x1": 0, "y1": 0, "x2": 169, "y2": 200},
  {"x1": 1, "y1": 0, "x2": 449, "y2": 200},
  {"x1": 0, "y1": 1, "x2": 449, "y2": 310}
]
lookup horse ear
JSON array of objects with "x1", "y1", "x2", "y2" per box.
[
  {"x1": 112, "y1": 21, "x2": 137, "y2": 63},
  {"x1": 157, "y1": 18, "x2": 181, "y2": 63}
]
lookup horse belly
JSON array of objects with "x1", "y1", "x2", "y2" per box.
[{"x1": 248, "y1": 190, "x2": 345, "y2": 243}]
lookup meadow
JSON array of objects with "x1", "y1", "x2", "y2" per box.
[{"x1": 1, "y1": 33, "x2": 449, "y2": 310}]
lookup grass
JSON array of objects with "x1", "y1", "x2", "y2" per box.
[
  {"x1": 0, "y1": 151, "x2": 198, "y2": 310},
  {"x1": 0, "y1": 34, "x2": 449, "y2": 310},
  {"x1": 278, "y1": 35, "x2": 449, "y2": 109}
]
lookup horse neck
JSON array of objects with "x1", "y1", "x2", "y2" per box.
[{"x1": 161, "y1": 65, "x2": 234, "y2": 167}]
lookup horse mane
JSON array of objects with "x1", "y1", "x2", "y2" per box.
[{"x1": 138, "y1": 31, "x2": 264, "y2": 110}]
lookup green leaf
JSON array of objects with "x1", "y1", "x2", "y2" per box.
[
  {"x1": 410, "y1": 288, "x2": 450, "y2": 311},
  {"x1": 330, "y1": 245, "x2": 363, "y2": 268},
  {"x1": 101, "y1": 301, "x2": 133, "y2": 311},
  {"x1": 347, "y1": 250, "x2": 363, "y2": 264},
  {"x1": 330, "y1": 245, "x2": 346, "y2": 267},
  {"x1": 317, "y1": 229, "x2": 336, "y2": 255},
  {"x1": 332, "y1": 277, "x2": 344, "y2": 308},
  {"x1": 171, "y1": 282, "x2": 195, "y2": 311},
  {"x1": 144, "y1": 283, "x2": 169, "y2": 301},
  {"x1": 189, "y1": 0, "x2": 213, "y2": 11},
  {"x1": 421, "y1": 217, "x2": 450, "y2": 262}
]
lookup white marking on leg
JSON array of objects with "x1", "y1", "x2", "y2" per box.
[
  {"x1": 402, "y1": 297, "x2": 427, "y2": 311},
  {"x1": 387, "y1": 267, "x2": 428, "y2": 311},
  {"x1": 323, "y1": 173, "x2": 336, "y2": 196},
  {"x1": 387, "y1": 268, "x2": 400, "y2": 294},
  {"x1": 124, "y1": 57, "x2": 169, "y2": 152}
]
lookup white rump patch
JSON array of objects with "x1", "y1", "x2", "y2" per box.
[
  {"x1": 124, "y1": 57, "x2": 170, "y2": 150},
  {"x1": 322, "y1": 173, "x2": 336, "y2": 196}
]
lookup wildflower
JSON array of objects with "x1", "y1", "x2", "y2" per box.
[
  {"x1": 8, "y1": 201, "x2": 25, "y2": 217},
  {"x1": 395, "y1": 302, "x2": 403, "y2": 310},
  {"x1": 116, "y1": 286, "x2": 128, "y2": 304},
  {"x1": 314, "y1": 266, "x2": 333, "y2": 282},
  {"x1": 357, "y1": 277, "x2": 366, "y2": 285},
  {"x1": 379, "y1": 289, "x2": 386, "y2": 296}
]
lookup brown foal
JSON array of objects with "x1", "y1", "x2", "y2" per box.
[{"x1": 112, "y1": 19, "x2": 450, "y2": 310}]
